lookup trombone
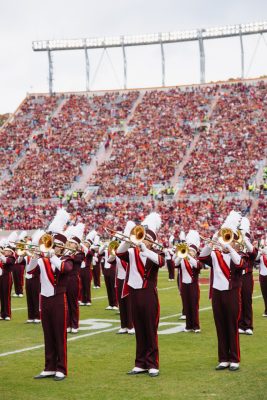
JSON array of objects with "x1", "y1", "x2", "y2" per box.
[
  {"x1": 105, "y1": 226, "x2": 163, "y2": 250},
  {"x1": 175, "y1": 242, "x2": 189, "y2": 259},
  {"x1": 108, "y1": 240, "x2": 120, "y2": 256},
  {"x1": 200, "y1": 228, "x2": 241, "y2": 249}
]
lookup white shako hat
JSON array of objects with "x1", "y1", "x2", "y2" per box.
[
  {"x1": 186, "y1": 230, "x2": 200, "y2": 253},
  {"x1": 141, "y1": 212, "x2": 162, "y2": 242},
  {"x1": 179, "y1": 231, "x2": 186, "y2": 242},
  {"x1": 18, "y1": 230, "x2": 28, "y2": 242},
  {"x1": 65, "y1": 223, "x2": 85, "y2": 245},
  {"x1": 221, "y1": 210, "x2": 242, "y2": 237},
  {"x1": 47, "y1": 208, "x2": 70, "y2": 245},
  {"x1": 85, "y1": 229, "x2": 97, "y2": 244},
  {"x1": 4, "y1": 231, "x2": 19, "y2": 254}
]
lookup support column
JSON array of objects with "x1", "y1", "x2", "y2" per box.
[
  {"x1": 198, "y1": 30, "x2": 205, "y2": 84},
  {"x1": 121, "y1": 38, "x2": 127, "y2": 89},
  {"x1": 239, "y1": 26, "x2": 244, "y2": 79},
  {"x1": 160, "y1": 36, "x2": 165, "y2": 87},
  {"x1": 48, "y1": 50, "x2": 53, "y2": 94},
  {"x1": 85, "y1": 47, "x2": 90, "y2": 91}
]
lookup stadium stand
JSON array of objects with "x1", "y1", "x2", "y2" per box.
[{"x1": 0, "y1": 79, "x2": 266, "y2": 242}]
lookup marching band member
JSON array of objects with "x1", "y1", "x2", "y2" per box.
[
  {"x1": 116, "y1": 212, "x2": 165, "y2": 378},
  {"x1": 174, "y1": 230, "x2": 202, "y2": 333},
  {"x1": 65, "y1": 223, "x2": 85, "y2": 333},
  {"x1": 28, "y1": 209, "x2": 73, "y2": 381},
  {"x1": 13, "y1": 231, "x2": 28, "y2": 297},
  {"x1": 80, "y1": 230, "x2": 100, "y2": 305},
  {"x1": 257, "y1": 244, "x2": 267, "y2": 317},
  {"x1": 99, "y1": 240, "x2": 118, "y2": 310},
  {"x1": 107, "y1": 238, "x2": 134, "y2": 334},
  {"x1": 238, "y1": 217, "x2": 258, "y2": 335},
  {"x1": 176, "y1": 231, "x2": 186, "y2": 320},
  {"x1": 0, "y1": 233, "x2": 17, "y2": 320},
  {"x1": 17, "y1": 231, "x2": 42, "y2": 323},
  {"x1": 165, "y1": 234, "x2": 175, "y2": 281},
  {"x1": 198, "y1": 211, "x2": 244, "y2": 372},
  {"x1": 92, "y1": 249, "x2": 102, "y2": 289}
]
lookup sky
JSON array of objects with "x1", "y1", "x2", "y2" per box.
[{"x1": 0, "y1": 0, "x2": 267, "y2": 113}]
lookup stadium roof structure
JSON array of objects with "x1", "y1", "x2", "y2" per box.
[{"x1": 32, "y1": 21, "x2": 267, "y2": 94}]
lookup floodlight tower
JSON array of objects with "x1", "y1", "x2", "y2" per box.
[{"x1": 32, "y1": 21, "x2": 267, "y2": 94}]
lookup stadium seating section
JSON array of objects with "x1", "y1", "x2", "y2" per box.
[{"x1": 0, "y1": 80, "x2": 266, "y2": 242}]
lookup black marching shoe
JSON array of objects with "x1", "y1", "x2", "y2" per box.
[
  {"x1": 229, "y1": 363, "x2": 239, "y2": 371},
  {"x1": 54, "y1": 372, "x2": 66, "y2": 381}
]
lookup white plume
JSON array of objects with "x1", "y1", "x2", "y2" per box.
[
  {"x1": 7, "y1": 231, "x2": 19, "y2": 247},
  {"x1": 186, "y1": 230, "x2": 200, "y2": 249},
  {"x1": 72, "y1": 223, "x2": 85, "y2": 241},
  {"x1": 31, "y1": 229, "x2": 45, "y2": 246},
  {"x1": 93, "y1": 234, "x2": 100, "y2": 246},
  {"x1": 169, "y1": 234, "x2": 174, "y2": 247},
  {"x1": 47, "y1": 208, "x2": 70, "y2": 234},
  {"x1": 239, "y1": 217, "x2": 250, "y2": 234},
  {"x1": 142, "y1": 212, "x2": 161, "y2": 233},
  {"x1": 0, "y1": 238, "x2": 8, "y2": 248},
  {"x1": 64, "y1": 225, "x2": 76, "y2": 240},
  {"x1": 86, "y1": 229, "x2": 97, "y2": 242},
  {"x1": 221, "y1": 210, "x2": 242, "y2": 234},
  {"x1": 18, "y1": 231, "x2": 28, "y2": 241},
  {"x1": 179, "y1": 231, "x2": 186, "y2": 241}
]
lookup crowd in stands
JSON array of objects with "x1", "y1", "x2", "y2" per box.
[
  {"x1": 0, "y1": 92, "x2": 139, "y2": 200},
  {"x1": 182, "y1": 82, "x2": 267, "y2": 195},
  {"x1": 87, "y1": 87, "x2": 215, "y2": 197},
  {"x1": 0, "y1": 81, "x2": 265, "y2": 243}
]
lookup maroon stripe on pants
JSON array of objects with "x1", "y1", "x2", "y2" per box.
[
  {"x1": 117, "y1": 278, "x2": 133, "y2": 329},
  {"x1": 130, "y1": 285, "x2": 160, "y2": 370},
  {"x1": 239, "y1": 273, "x2": 254, "y2": 330},
  {"x1": 181, "y1": 281, "x2": 200, "y2": 330},
  {"x1": 26, "y1": 277, "x2": 41, "y2": 320},
  {"x1": 41, "y1": 293, "x2": 68, "y2": 375},
  {"x1": 212, "y1": 287, "x2": 241, "y2": 363}
]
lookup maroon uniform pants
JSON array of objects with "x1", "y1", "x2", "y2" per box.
[
  {"x1": 41, "y1": 293, "x2": 68, "y2": 375},
  {"x1": 66, "y1": 275, "x2": 80, "y2": 329},
  {"x1": 26, "y1": 277, "x2": 40, "y2": 320},
  {"x1": 130, "y1": 285, "x2": 160, "y2": 370},
  {"x1": 13, "y1": 263, "x2": 25, "y2": 295},
  {"x1": 92, "y1": 264, "x2": 101, "y2": 287},
  {"x1": 181, "y1": 281, "x2": 200, "y2": 330},
  {"x1": 212, "y1": 287, "x2": 241, "y2": 363},
  {"x1": 166, "y1": 260, "x2": 175, "y2": 280},
  {"x1": 239, "y1": 273, "x2": 254, "y2": 331},
  {"x1": 103, "y1": 268, "x2": 117, "y2": 307},
  {"x1": 0, "y1": 273, "x2": 13, "y2": 319},
  {"x1": 117, "y1": 278, "x2": 133, "y2": 329},
  {"x1": 260, "y1": 275, "x2": 267, "y2": 314},
  {"x1": 80, "y1": 267, "x2": 91, "y2": 303}
]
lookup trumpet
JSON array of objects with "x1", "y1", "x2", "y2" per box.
[{"x1": 105, "y1": 226, "x2": 163, "y2": 250}]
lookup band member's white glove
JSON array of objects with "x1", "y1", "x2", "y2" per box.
[
  {"x1": 139, "y1": 242, "x2": 147, "y2": 252},
  {"x1": 0, "y1": 254, "x2": 7, "y2": 263},
  {"x1": 46, "y1": 249, "x2": 55, "y2": 258},
  {"x1": 222, "y1": 243, "x2": 241, "y2": 265},
  {"x1": 242, "y1": 234, "x2": 253, "y2": 253}
]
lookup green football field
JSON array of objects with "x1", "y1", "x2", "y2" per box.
[{"x1": 1, "y1": 269, "x2": 267, "y2": 400}]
